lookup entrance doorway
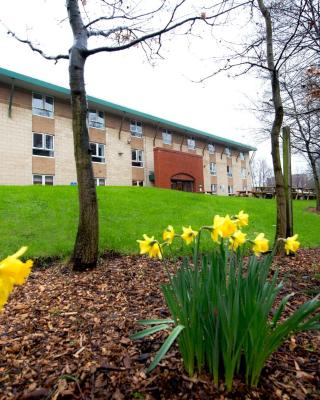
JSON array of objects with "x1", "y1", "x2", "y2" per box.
[{"x1": 171, "y1": 179, "x2": 194, "y2": 192}]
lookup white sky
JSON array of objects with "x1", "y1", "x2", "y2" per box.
[{"x1": 0, "y1": 0, "x2": 308, "y2": 173}]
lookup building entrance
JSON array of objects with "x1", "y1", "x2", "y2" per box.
[{"x1": 171, "y1": 178, "x2": 194, "y2": 192}]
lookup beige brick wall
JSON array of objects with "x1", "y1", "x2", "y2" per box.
[
  {"x1": 32, "y1": 115, "x2": 55, "y2": 134},
  {"x1": 32, "y1": 157, "x2": 55, "y2": 175},
  {"x1": 106, "y1": 127, "x2": 132, "y2": 186},
  {"x1": 93, "y1": 163, "x2": 107, "y2": 178},
  {"x1": 54, "y1": 116, "x2": 77, "y2": 185},
  {"x1": 0, "y1": 103, "x2": 32, "y2": 184}
]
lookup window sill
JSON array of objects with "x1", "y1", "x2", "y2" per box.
[
  {"x1": 89, "y1": 125, "x2": 106, "y2": 131},
  {"x1": 32, "y1": 154, "x2": 55, "y2": 158},
  {"x1": 32, "y1": 112, "x2": 54, "y2": 119}
]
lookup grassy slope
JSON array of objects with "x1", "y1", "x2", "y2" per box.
[{"x1": 0, "y1": 186, "x2": 319, "y2": 259}]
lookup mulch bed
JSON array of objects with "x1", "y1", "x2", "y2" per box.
[{"x1": 0, "y1": 250, "x2": 319, "y2": 399}]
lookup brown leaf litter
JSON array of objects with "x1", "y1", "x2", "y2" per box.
[{"x1": 0, "y1": 250, "x2": 319, "y2": 399}]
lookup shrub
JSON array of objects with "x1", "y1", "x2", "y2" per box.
[{"x1": 132, "y1": 212, "x2": 319, "y2": 390}]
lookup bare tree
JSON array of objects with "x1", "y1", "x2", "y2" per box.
[
  {"x1": 251, "y1": 157, "x2": 273, "y2": 187},
  {"x1": 7, "y1": 0, "x2": 248, "y2": 269}
]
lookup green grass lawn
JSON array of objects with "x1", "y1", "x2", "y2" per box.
[{"x1": 0, "y1": 186, "x2": 319, "y2": 259}]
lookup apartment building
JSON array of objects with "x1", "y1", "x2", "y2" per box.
[{"x1": 0, "y1": 67, "x2": 255, "y2": 194}]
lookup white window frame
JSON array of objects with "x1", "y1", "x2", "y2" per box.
[
  {"x1": 32, "y1": 174, "x2": 54, "y2": 186},
  {"x1": 239, "y1": 152, "x2": 245, "y2": 160},
  {"x1": 32, "y1": 93, "x2": 54, "y2": 118},
  {"x1": 241, "y1": 168, "x2": 246, "y2": 179},
  {"x1": 88, "y1": 110, "x2": 105, "y2": 129},
  {"x1": 208, "y1": 144, "x2": 215, "y2": 154},
  {"x1": 132, "y1": 149, "x2": 144, "y2": 167},
  {"x1": 162, "y1": 129, "x2": 172, "y2": 145},
  {"x1": 225, "y1": 147, "x2": 231, "y2": 157},
  {"x1": 90, "y1": 142, "x2": 105, "y2": 163},
  {"x1": 94, "y1": 178, "x2": 106, "y2": 186},
  {"x1": 211, "y1": 183, "x2": 217, "y2": 193},
  {"x1": 130, "y1": 120, "x2": 143, "y2": 137},
  {"x1": 187, "y1": 137, "x2": 196, "y2": 150},
  {"x1": 227, "y1": 165, "x2": 233, "y2": 177},
  {"x1": 32, "y1": 133, "x2": 54, "y2": 158},
  {"x1": 209, "y1": 162, "x2": 217, "y2": 176},
  {"x1": 228, "y1": 185, "x2": 234, "y2": 194}
]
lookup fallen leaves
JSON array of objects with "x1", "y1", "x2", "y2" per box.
[{"x1": 0, "y1": 250, "x2": 319, "y2": 399}]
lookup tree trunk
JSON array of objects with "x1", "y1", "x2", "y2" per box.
[
  {"x1": 67, "y1": 0, "x2": 99, "y2": 270},
  {"x1": 282, "y1": 126, "x2": 293, "y2": 236},
  {"x1": 309, "y1": 154, "x2": 320, "y2": 211},
  {"x1": 257, "y1": 0, "x2": 287, "y2": 243}
]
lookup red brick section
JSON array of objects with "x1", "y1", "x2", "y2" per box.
[{"x1": 153, "y1": 147, "x2": 204, "y2": 192}]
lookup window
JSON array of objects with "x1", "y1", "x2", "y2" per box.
[
  {"x1": 225, "y1": 147, "x2": 231, "y2": 157},
  {"x1": 90, "y1": 142, "x2": 105, "y2": 163},
  {"x1": 228, "y1": 185, "x2": 234, "y2": 194},
  {"x1": 33, "y1": 175, "x2": 53, "y2": 186},
  {"x1": 211, "y1": 184, "x2": 217, "y2": 193},
  {"x1": 241, "y1": 168, "x2": 246, "y2": 179},
  {"x1": 162, "y1": 129, "x2": 172, "y2": 145},
  {"x1": 88, "y1": 110, "x2": 105, "y2": 129},
  {"x1": 227, "y1": 165, "x2": 233, "y2": 177},
  {"x1": 210, "y1": 162, "x2": 217, "y2": 176},
  {"x1": 132, "y1": 181, "x2": 144, "y2": 186},
  {"x1": 130, "y1": 120, "x2": 143, "y2": 137},
  {"x1": 32, "y1": 93, "x2": 54, "y2": 118},
  {"x1": 33, "y1": 133, "x2": 54, "y2": 157},
  {"x1": 239, "y1": 152, "x2": 245, "y2": 160},
  {"x1": 187, "y1": 137, "x2": 196, "y2": 150},
  {"x1": 94, "y1": 178, "x2": 106, "y2": 186},
  {"x1": 208, "y1": 144, "x2": 215, "y2": 153},
  {"x1": 132, "y1": 149, "x2": 144, "y2": 167}
]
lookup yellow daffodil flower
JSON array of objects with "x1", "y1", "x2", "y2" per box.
[
  {"x1": 284, "y1": 234, "x2": 300, "y2": 255},
  {"x1": 220, "y1": 215, "x2": 237, "y2": 238},
  {"x1": 137, "y1": 235, "x2": 162, "y2": 259},
  {"x1": 211, "y1": 215, "x2": 225, "y2": 242},
  {"x1": 252, "y1": 233, "x2": 269, "y2": 256},
  {"x1": 235, "y1": 210, "x2": 249, "y2": 227},
  {"x1": 229, "y1": 230, "x2": 247, "y2": 251},
  {"x1": 181, "y1": 226, "x2": 198, "y2": 245},
  {"x1": 163, "y1": 225, "x2": 175, "y2": 244},
  {"x1": 0, "y1": 247, "x2": 33, "y2": 309}
]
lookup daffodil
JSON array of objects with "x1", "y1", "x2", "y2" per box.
[
  {"x1": 284, "y1": 234, "x2": 300, "y2": 255},
  {"x1": 229, "y1": 230, "x2": 247, "y2": 251},
  {"x1": 252, "y1": 233, "x2": 269, "y2": 256},
  {"x1": 235, "y1": 210, "x2": 249, "y2": 227},
  {"x1": 0, "y1": 247, "x2": 33, "y2": 309},
  {"x1": 220, "y1": 215, "x2": 237, "y2": 238},
  {"x1": 211, "y1": 215, "x2": 225, "y2": 242},
  {"x1": 137, "y1": 235, "x2": 162, "y2": 259},
  {"x1": 181, "y1": 226, "x2": 198, "y2": 245},
  {"x1": 163, "y1": 225, "x2": 175, "y2": 244}
]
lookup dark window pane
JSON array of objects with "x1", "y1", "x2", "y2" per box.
[
  {"x1": 46, "y1": 135, "x2": 53, "y2": 149},
  {"x1": 45, "y1": 176, "x2": 53, "y2": 185},
  {"x1": 33, "y1": 133, "x2": 43, "y2": 148},
  {"x1": 33, "y1": 175, "x2": 42, "y2": 185}
]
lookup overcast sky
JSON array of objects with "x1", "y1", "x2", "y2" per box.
[{"x1": 0, "y1": 0, "x2": 308, "y2": 173}]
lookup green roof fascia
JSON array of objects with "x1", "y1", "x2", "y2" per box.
[{"x1": 0, "y1": 66, "x2": 256, "y2": 151}]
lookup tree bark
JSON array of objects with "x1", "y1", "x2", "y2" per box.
[
  {"x1": 257, "y1": 0, "x2": 287, "y2": 243},
  {"x1": 307, "y1": 149, "x2": 320, "y2": 211},
  {"x1": 282, "y1": 126, "x2": 293, "y2": 236},
  {"x1": 67, "y1": 0, "x2": 99, "y2": 270}
]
